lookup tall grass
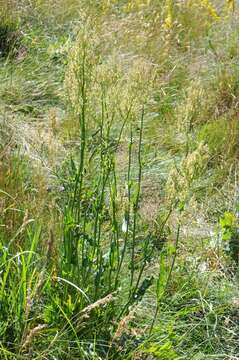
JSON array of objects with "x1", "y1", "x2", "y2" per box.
[{"x1": 61, "y1": 19, "x2": 165, "y2": 333}]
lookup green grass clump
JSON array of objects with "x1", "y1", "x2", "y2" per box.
[
  {"x1": 0, "y1": 2, "x2": 22, "y2": 59},
  {"x1": 198, "y1": 116, "x2": 239, "y2": 161},
  {"x1": 0, "y1": 20, "x2": 20, "y2": 58}
]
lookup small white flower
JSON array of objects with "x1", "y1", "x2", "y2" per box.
[
  {"x1": 198, "y1": 262, "x2": 208, "y2": 273},
  {"x1": 16, "y1": 253, "x2": 21, "y2": 266},
  {"x1": 122, "y1": 218, "x2": 128, "y2": 233}
]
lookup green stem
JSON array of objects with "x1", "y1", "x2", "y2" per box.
[
  {"x1": 150, "y1": 222, "x2": 181, "y2": 334},
  {"x1": 129, "y1": 106, "x2": 144, "y2": 293}
]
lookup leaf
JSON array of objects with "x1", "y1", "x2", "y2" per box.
[
  {"x1": 167, "y1": 243, "x2": 176, "y2": 256},
  {"x1": 143, "y1": 341, "x2": 177, "y2": 359},
  {"x1": 222, "y1": 228, "x2": 232, "y2": 241},
  {"x1": 219, "y1": 211, "x2": 234, "y2": 229}
]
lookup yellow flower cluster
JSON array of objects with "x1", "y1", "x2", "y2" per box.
[
  {"x1": 200, "y1": 0, "x2": 220, "y2": 20},
  {"x1": 163, "y1": 0, "x2": 235, "y2": 29},
  {"x1": 227, "y1": 0, "x2": 235, "y2": 12},
  {"x1": 164, "y1": 0, "x2": 174, "y2": 29}
]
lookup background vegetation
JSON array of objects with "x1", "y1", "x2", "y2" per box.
[{"x1": 0, "y1": 0, "x2": 239, "y2": 359}]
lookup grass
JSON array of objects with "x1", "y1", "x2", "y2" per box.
[{"x1": 0, "y1": 0, "x2": 239, "y2": 359}]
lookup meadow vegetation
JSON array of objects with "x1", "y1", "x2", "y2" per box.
[{"x1": 0, "y1": 0, "x2": 239, "y2": 358}]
